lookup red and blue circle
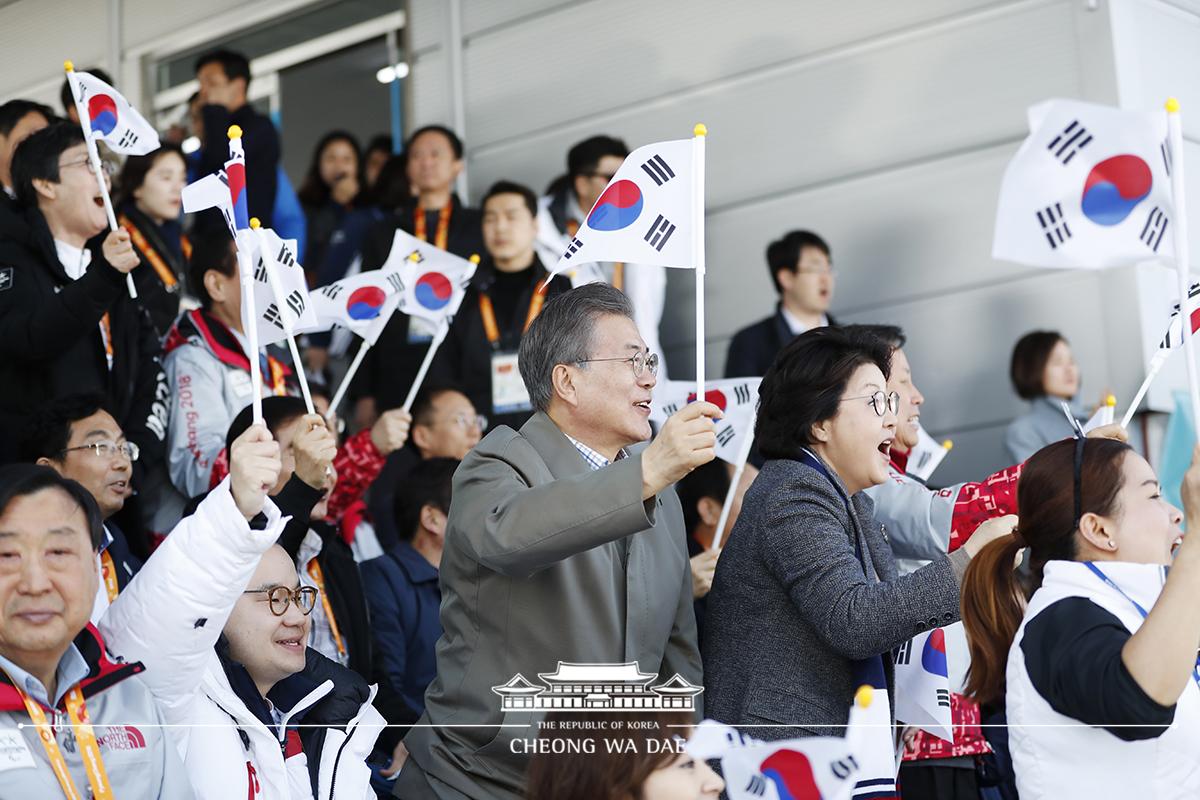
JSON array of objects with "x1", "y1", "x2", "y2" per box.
[
  {"x1": 1081, "y1": 155, "x2": 1152, "y2": 226},
  {"x1": 921, "y1": 628, "x2": 948, "y2": 678},
  {"x1": 346, "y1": 286, "x2": 387, "y2": 320},
  {"x1": 760, "y1": 749, "x2": 823, "y2": 800},
  {"x1": 87, "y1": 94, "x2": 118, "y2": 137},
  {"x1": 587, "y1": 179, "x2": 643, "y2": 231},
  {"x1": 686, "y1": 389, "x2": 727, "y2": 413},
  {"x1": 414, "y1": 272, "x2": 453, "y2": 311}
]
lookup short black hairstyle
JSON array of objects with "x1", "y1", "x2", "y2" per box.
[
  {"x1": 18, "y1": 393, "x2": 113, "y2": 464},
  {"x1": 59, "y1": 67, "x2": 113, "y2": 115},
  {"x1": 1010, "y1": 330, "x2": 1067, "y2": 400},
  {"x1": 0, "y1": 464, "x2": 104, "y2": 549},
  {"x1": 116, "y1": 143, "x2": 186, "y2": 207},
  {"x1": 10, "y1": 120, "x2": 85, "y2": 208},
  {"x1": 566, "y1": 135, "x2": 629, "y2": 179},
  {"x1": 365, "y1": 133, "x2": 393, "y2": 159},
  {"x1": 411, "y1": 384, "x2": 467, "y2": 427},
  {"x1": 675, "y1": 459, "x2": 730, "y2": 536},
  {"x1": 482, "y1": 179, "x2": 537, "y2": 218},
  {"x1": 195, "y1": 49, "x2": 252, "y2": 88},
  {"x1": 406, "y1": 124, "x2": 463, "y2": 160},
  {"x1": 187, "y1": 233, "x2": 237, "y2": 311},
  {"x1": 756, "y1": 326, "x2": 892, "y2": 459},
  {"x1": 765, "y1": 230, "x2": 832, "y2": 295},
  {"x1": 840, "y1": 323, "x2": 906, "y2": 350},
  {"x1": 0, "y1": 98, "x2": 55, "y2": 138},
  {"x1": 225, "y1": 396, "x2": 309, "y2": 453},
  {"x1": 394, "y1": 458, "x2": 458, "y2": 541}
]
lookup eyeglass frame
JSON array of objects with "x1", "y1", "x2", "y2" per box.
[
  {"x1": 57, "y1": 155, "x2": 117, "y2": 178},
  {"x1": 575, "y1": 351, "x2": 660, "y2": 378},
  {"x1": 241, "y1": 585, "x2": 319, "y2": 617},
  {"x1": 841, "y1": 390, "x2": 900, "y2": 417},
  {"x1": 60, "y1": 440, "x2": 140, "y2": 462}
]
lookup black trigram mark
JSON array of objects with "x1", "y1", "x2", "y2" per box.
[
  {"x1": 285, "y1": 289, "x2": 305, "y2": 318},
  {"x1": 915, "y1": 450, "x2": 933, "y2": 470},
  {"x1": 661, "y1": 402, "x2": 679, "y2": 417},
  {"x1": 831, "y1": 754, "x2": 860, "y2": 780},
  {"x1": 640, "y1": 154, "x2": 675, "y2": 186},
  {"x1": 734, "y1": 384, "x2": 751, "y2": 404},
  {"x1": 262, "y1": 304, "x2": 284, "y2": 330},
  {"x1": 1036, "y1": 203, "x2": 1072, "y2": 250},
  {"x1": 406, "y1": 249, "x2": 425, "y2": 264},
  {"x1": 386, "y1": 273, "x2": 405, "y2": 293},
  {"x1": 253, "y1": 258, "x2": 269, "y2": 283},
  {"x1": 117, "y1": 129, "x2": 139, "y2": 149},
  {"x1": 744, "y1": 774, "x2": 766, "y2": 797},
  {"x1": 1140, "y1": 206, "x2": 1169, "y2": 252},
  {"x1": 895, "y1": 639, "x2": 912, "y2": 666},
  {"x1": 321, "y1": 283, "x2": 344, "y2": 300},
  {"x1": 277, "y1": 244, "x2": 296, "y2": 268},
  {"x1": 716, "y1": 426, "x2": 735, "y2": 447},
  {"x1": 563, "y1": 237, "x2": 584, "y2": 260},
  {"x1": 1161, "y1": 139, "x2": 1173, "y2": 177},
  {"x1": 936, "y1": 688, "x2": 951, "y2": 708},
  {"x1": 1047, "y1": 120, "x2": 1092, "y2": 165},
  {"x1": 644, "y1": 215, "x2": 676, "y2": 252}
]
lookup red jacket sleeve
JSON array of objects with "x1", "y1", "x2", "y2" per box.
[
  {"x1": 948, "y1": 462, "x2": 1023, "y2": 551},
  {"x1": 326, "y1": 428, "x2": 386, "y2": 524}
]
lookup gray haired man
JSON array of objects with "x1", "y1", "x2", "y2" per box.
[{"x1": 394, "y1": 283, "x2": 719, "y2": 799}]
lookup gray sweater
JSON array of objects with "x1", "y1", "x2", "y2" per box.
[{"x1": 702, "y1": 455, "x2": 969, "y2": 741}]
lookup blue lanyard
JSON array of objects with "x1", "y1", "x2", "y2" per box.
[{"x1": 1085, "y1": 562, "x2": 1200, "y2": 688}]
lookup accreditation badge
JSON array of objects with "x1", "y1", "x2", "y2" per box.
[{"x1": 491, "y1": 351, "x2": 532, "y2": 414}]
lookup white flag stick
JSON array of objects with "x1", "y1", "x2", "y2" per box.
[
  {"x1": 327, "y1": 341, "x2": 371, "y2": 422},
  {"x1": 1121, "y1": 350, "x2": 1171, "y2": 428},
  {"x1": 692, "y1": 124, "x2": 707, "y2": 403},
  {"x1": 402, "y1": 321, "x2": 450, "y2": 413},
  {"x1": 1168, "y1": 98, "x2": 1200, "y2": 445},
  {"x1": 234, "y1": 231, "x2": 263, "y2": 424},
  {"x1": 64, "y1": 63, "x2": 137, "y2": 300},
  {"x1": 286, "y1": 335, "x2": 314, "y2": 413},
  {"x1": 251, "y1": 222, "x2": 314, "y2": 414},
  {"x1": 710, "y1": 404, "x2": 756, "y2": 552}
]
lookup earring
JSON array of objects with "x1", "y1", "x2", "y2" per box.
[{"x1": 1109, "y1": 541, "x2": 1117, "y2": 550}]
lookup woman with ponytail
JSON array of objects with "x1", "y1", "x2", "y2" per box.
[{"x1": 962, "y1": 437, "x2": 1200, "y2": 799}]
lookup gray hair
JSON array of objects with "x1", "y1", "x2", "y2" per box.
[{"x1": 518, "y1": 283, "x2": 634, "y2": 412}]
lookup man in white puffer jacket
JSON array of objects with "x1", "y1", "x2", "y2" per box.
[{"x1": 101, "y1": 422, "x2": 385, "y2": 799}]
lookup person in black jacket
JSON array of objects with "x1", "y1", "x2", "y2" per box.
[
  {"x1": 0, "y1": 123, "x2": 167, "y2": 478},
  {"x1": 194, "y1": 49, "x2": 279, "y2": 232},
  {"x1": 0, "y1": 98, "x2": 54, "y2": 216},
  {"x1": 725, "y1": 229, "x2": 837, "y2": 378}
]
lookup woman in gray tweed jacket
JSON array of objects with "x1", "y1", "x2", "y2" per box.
[{"x1": 702, "y1": 327, "x2": 1011, "y2": 748}]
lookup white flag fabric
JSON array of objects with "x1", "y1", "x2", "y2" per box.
[
  {"x1": 893, "y1": 627, "x2": 954, "y2": 743},
  {"x1": 649, "y1": 378, "x2": 760, "y2": 464},
  {"x1": 905, "y1": 425, "x2": 950, "y2": 482},
  {"x1": 251, "y1": 227, "x2": 317, "y2": 347},
  {"x1": 548, "y1": 138, "x2": 695, "y2": 279},
  {"x1": 1156, "y1": 281, "x2": 1200, "y2": 351},
  {"x1": 181, "y1": 171, "x2": 236, "y2": 239},
  {"x1": 69, "y1": 70, "x2": 159, "y2": 156},
  {"x1": 378, "y1": 229, "x2": 478, "y2": 326},
  {"x1": 299, "y1": 270, "x2": 406, "y2": 347},
  {"x1": 994, "y1": 99, "x2": 1174, "y2": 269}
]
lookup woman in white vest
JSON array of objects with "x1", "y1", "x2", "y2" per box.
[{"x1": 961, "y1": 436, "x2": 1200, "y2": 800}]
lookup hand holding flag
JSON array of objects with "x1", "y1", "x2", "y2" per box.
[{"x1": 649, "y1": 378, "x2": 760, "y2": 464}]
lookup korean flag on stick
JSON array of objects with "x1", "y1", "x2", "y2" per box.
[
  {"x1": 649, "y1": 378, "x2": 760, "y2": 464},
  {"x1": 249, "y1": 220, "x2": 318, "y2": 412},
  {"x1": 380, "y1": 229, "x2": 478, "y2": 327},
  {"x1": 993, "y1": 99, "x2": 1174, "y2": 269},
  {"x1": 894, "y1": 628, "x2": 954, "y2": 743},
  {"x1": 299, "y1": 270, "x2": 407, "y2": 347},
  {"x1": 181, "y1": 170, "x2": 236, "y2": 239}
]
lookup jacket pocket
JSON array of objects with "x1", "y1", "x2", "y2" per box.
[{"x1": 744, "y1": 687, "x2": 843, "y2": 735}]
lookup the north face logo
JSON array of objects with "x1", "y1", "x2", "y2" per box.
[{"x1": 95, "y1": 725, "x2": 147, "y2": 751}]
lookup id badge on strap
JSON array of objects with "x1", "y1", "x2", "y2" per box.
[{"x1": 491, "y1": 351, "x2": 531, "y2": 414}]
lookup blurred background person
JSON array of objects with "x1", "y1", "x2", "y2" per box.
[{"x1": 1005, "y1": 330, "x2": 1086, "y2": 462}]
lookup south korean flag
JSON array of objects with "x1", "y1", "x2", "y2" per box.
[
  {"x1": 249, "y1": 226, "x2": 317, "y2": 347},
  {"x1": 547, "y1": 138, "x2": 696, "y2": 279},
  {"x1": 649, "y1": 378, "x2": 760, "y2": 464},
  {"x1": 993, "y1": 99, "x2": 1175, "y2": 269}
]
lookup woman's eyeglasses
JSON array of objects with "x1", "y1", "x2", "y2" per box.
[{"x1": 841, "y1": 390, "x2": 900, "y2": 417}]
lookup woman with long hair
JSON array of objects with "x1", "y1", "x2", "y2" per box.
[
  {"x1": 297, "y1": 130, "x2": 373, "y2": 287},
  {"x1": 115, "y1": 143, "x2": 190, "y2": 336},
  {"x1": 962, "y1": 437, "x2": 1200, "y2": 799}
]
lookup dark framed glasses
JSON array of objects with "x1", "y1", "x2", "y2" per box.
[
  {"x1": 242, "y1": 585, "x2": 318, "y2": 616},
  {"x1": 841, "y1": 390, "x2": 900, "y2": 417}
]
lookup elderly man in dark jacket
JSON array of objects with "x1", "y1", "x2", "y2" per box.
[
  {"x1": 0, "y1": 122, "x2": 166, "y2": 471},
  {"x1": 394, "y1": 283, "x2": 718, "y2": 800}
]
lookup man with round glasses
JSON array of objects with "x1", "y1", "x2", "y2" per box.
[{"x1": 20, "y1": 393, "x2": 145, "y2": 621}]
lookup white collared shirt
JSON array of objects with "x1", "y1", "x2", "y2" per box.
[
  {"x1": 54, "y1": 239, "x2": 92, "y2": 281},
  {"x1": 781, "y1": 306, "x2": 828, "y2": 337}
]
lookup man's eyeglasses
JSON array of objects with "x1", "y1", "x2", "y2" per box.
[
  {"x1": 58, "y1": 156, "x2": 117, "y2": 178},
  {"x1": 61, "y1": 440, "x2": 139, "y2": 462},
  {"x1": 841, "y1": 390, "x2": 900, "y2": 418},
  {"x1": 449, "y1": 412, "x2": 487, "y2": 432},
  {"x1": 576, "y1": 351, "x2": 660, "y2": 378},
  {"x1": 242, "y1": 585, "x2": 318, "y2": 617},
  {"x1": 582, "y1": 171, "x2": 617, "y2": 182}
]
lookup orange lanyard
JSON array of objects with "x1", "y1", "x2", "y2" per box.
[
  {"x1": 4, "y1": 674, "x2": 115, "y2": 800},
  {"x1": 98, "y1": 314, "x2": 113, "y2": 371},
  {"x1": 306, "y1": 560, "x2": 346, "y2": 659},
  {"x1": 413, "y1": 202, "x2": 452, "y2": 250},
  {"x1": 118, "y1": 213, "x2": 182, "y2": 291},
  {"x1": 565, "y1": 219, "x2": 623, "y2": 291},
  {"x1": 478, "y1": 281, "x2": 548, "y2": 348},
  {"x1": 99, "y1": 550, "x2": 119, "y2": 604}
]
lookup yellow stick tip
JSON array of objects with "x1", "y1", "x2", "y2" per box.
[
  {"x1": 943, "y1": 440, "x2": 954, "y2": 451},
  {"x1": 227, "y1": 124, "x2": 243, "y2": 139},
  {"x1": 855, "y1": 685, "x2": 873, "y2": 709},
  {"x1": 693, "y1": 123, "x2": 708, "y2": 137},
  {"x1": 249, "y1": 217, "x2": 261, "y2": 229},
  {"x1": 469, "y1": 254, "x2": 481, "y2": 264},
  {"x1": 1106, "y1": 394, "x2": 1117, "y2": 407},
  {"x1": 63, "y1": 60, "x2": 74, "y2": 72},
  {"x1": 1166, "y1": 97, "x2": 1181, "y2": 113}
]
